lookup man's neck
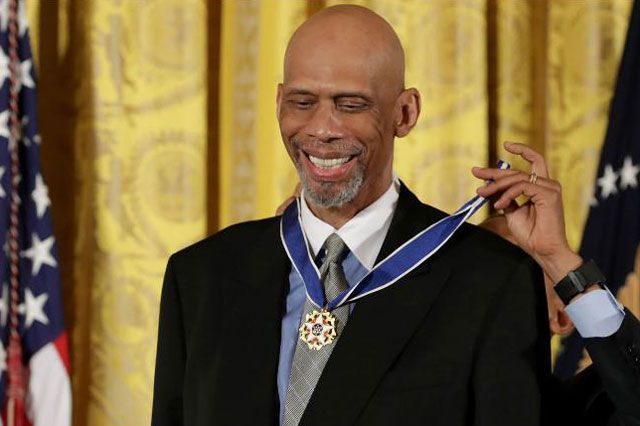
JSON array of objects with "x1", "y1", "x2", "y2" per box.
[{"x1": 305, "y1": 179, "x2": 393, "y2": 229}]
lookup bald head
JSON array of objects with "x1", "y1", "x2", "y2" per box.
[{"x1": 284, "y1": 5, "x2": 406, "y2": 93}]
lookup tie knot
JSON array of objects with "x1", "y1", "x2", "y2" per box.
[{"x1": 322, "y1": 233, "x2": 347, "y2": 264}]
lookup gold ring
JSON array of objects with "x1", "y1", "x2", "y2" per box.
[{"x1": 529, "y1": 172, "x2": 538, "y2": 185}]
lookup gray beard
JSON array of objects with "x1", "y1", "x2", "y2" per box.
[{"x1": 298, "y1": 164, "x2": 364, "y2": 208}]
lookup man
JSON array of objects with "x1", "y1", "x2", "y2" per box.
[
  {"x1": 151, "y1": 6, "x2": 551, "y2": 426},
  {"x1": 474, "y1": 144, "x2": 640, "y2": 426}
]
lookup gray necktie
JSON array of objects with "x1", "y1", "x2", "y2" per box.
[{"x1": 283, "y1": 233, "x2": 350, "y2": 426}]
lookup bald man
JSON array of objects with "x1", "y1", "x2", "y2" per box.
[{"x1": 151, "y1": 6, "x2": 550, "y2": 426}]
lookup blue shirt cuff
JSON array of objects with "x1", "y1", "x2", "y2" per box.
[{"x1": 564, "y1": 287, "x2": 625, "y2": 338}]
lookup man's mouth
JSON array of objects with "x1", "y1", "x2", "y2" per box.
[
  {"x1": 299, "y1": 150, "x2": 359, "y2": 181},
  {"x1": 308, "y1": 154, "x2": 352, "y2": 169}
]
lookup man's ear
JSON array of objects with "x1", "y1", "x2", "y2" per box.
[
  {"x1": 549, "y1": 308, "x2": 575, "y2": 336},
  {"x1": 395, "y1": 87, "x2": 421, "y2": 138},
  {"x1": 276, "y1": 83, "x2": 284, "y2": 119}
]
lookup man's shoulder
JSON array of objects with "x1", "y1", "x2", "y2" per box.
[
  {"x1": 417, "y1": 200, "x2": 529, "y2": 263},
  {"x1": 170, "y1": 216, "x2": 282, "y2": 267}
]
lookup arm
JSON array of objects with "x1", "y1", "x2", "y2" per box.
[
  {"x1": 473, "y1": 258, "x2": 551, "y2": 426},
  {"x1": 151, "y1": 256, "x2": 185, "y2": 426},
  {"x1": 473, "y1": 142, "x2": 639, "y2": 425},
  {"x1": 584, "y1": 309, "x2": 640, "y2": 424}
]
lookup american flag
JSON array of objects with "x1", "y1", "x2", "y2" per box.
[
  {"x1": 555, "y1": 0, "x2": 640, "y2": 378},
  {"x1": 0, "y1": 0, "x2": 71, "y2": 425}
]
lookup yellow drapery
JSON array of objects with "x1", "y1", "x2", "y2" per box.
[
  {"x1": 25, "y1": 1, "x2": 634, "y2": 425},
  {"x1": 30, "y1": 0, "x2": 207, "y2": 425}
]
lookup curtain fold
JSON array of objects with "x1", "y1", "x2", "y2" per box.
[{"x1": 32, "y1": 1, "x2": 208, "y2": 425}]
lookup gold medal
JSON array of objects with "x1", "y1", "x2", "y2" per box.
[{"x1": 299, "y1": 309, "x2": 337, "y2": 350}]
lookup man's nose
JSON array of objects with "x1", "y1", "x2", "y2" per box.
[{"x1": 304, "y1": 102, "x2": 342, "y2": 142}]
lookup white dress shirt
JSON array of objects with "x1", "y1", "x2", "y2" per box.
[{"x1": 300, "y1": 177, "x2": 400, "y2": 269}]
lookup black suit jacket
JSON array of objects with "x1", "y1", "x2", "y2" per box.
[
  {"x1": 151, "y1": 185, "x2": 551, "y2": 426},
  {"x1": 561, "y1": 309, "x2": 640, "y2": 426}
]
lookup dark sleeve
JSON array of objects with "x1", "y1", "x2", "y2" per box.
[
  {"x1": 583, "y1": 309, "x2": 640, "y2": 425},
  {"x1": 151, "y1": 256, "x2": 185, "y2": 426},
  {"x1": 473, "y1": 257, "x2": 551, "y2": 426}
]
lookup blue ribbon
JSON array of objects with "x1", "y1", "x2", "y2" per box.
[{"x1": 281, "y1": 161, "x2": 510, "y2": 310}]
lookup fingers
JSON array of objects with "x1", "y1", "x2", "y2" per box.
[
  {"x1": 503, "y1": 141, "x2": 550, "y2": 178},
  {"x1": 474, "y1": 168, "x2": 559, "y2": 199},
  {"x1": 493, "y1": 180, "x2": 560, "y2": 210}
]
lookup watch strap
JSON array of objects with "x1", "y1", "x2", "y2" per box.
[{"x1": 554, "y1": 260, "x2": 606, "y2": 305}]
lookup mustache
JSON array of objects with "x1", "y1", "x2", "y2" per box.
[{"x1": 291, "y1": 137, "x2": 363, "y2": 156}]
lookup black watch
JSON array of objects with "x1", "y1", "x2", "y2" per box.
[{"x1": 553, "y1": 260, "x2": 606, "y2": 305}]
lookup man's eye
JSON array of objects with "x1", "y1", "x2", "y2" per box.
[
  {"x1": 338, "y1": 102, "x2": 367, "y2": 112},
  {"x1": 288, "y1": 99, "x2": 314, "y2": 109}
]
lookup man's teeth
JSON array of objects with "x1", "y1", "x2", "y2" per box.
[{"x1": 309, "y1": 155, "x2": 350, "y2": 168}]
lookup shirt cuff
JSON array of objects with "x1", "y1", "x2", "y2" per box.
[{"x1": 564, "y1": 287, "x2": 625, "y2": 338}]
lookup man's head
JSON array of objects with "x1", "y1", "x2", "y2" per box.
[{"x1": 277, "y1": 5, "x2": 420, "y2": 223}]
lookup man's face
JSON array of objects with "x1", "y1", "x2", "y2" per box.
[{"x1": 277, "y1": 42, "x2": 398, "y2": 210}]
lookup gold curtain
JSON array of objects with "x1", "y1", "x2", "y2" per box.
[
  {"x1": 30, "y1": 0, "x2": 208, "y2": 425},
  {"x1": 24, "y1": 0, "x2": 634, "y2": 425}
]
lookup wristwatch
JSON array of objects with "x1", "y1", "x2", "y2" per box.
[{"x1": 553, "y1": 260, "x2": 606, "y2": 305}]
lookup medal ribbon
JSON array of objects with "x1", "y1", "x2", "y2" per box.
[{"x1": 281, "y1": 161, "x2": 510, "y2": 311}]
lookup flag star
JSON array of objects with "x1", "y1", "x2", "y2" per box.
[
  {"x1": 597, "y1": 164, "x2": 618, "y2": 199},
  {"x1": 18, "y1": 288, "x2": 49, "y2": 328},
  {"x1": 32, "y1": 173, "x2": 51, "y2": 218},
  {"x1": 17, "y1": 59, "x2": 35, "y2": 91},
  {"x1": 0, "y1": 341, "x2": 5, "y2": 374},
  {"x1": 619, "y1": 156, "x2": 639, "y2": 189},
  {"x1": 0, "y1": 282, "x2": 7, "y2": 326},
  {"x1": 33, "y1": 134, "x2": 41, "y2": 145},
  {"x1": 0, "y1": 0, "x2": 7, "y2": 32},
  {"x1": 0, "y1": 166, "x2": 5, "y2": 198},
  {"x1": 21, "y1": 233, "x2": 57, "y2": 276},
  {"x1": 0, "y1": 110, "x2": 9, "y2": 140},
  {"x1": 0, "y1": 45, "x2": 8, "y2": 88},
  {"x1": 18, "y1": 0, "x2": 28, "y2": 37}
]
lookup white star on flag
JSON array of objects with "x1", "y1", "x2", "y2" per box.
[
  {"x1": 0, "y1": 166, "x2": 5, "y2": 198},
  {"x1": 0, "y1": 282, "x2": 7, "y2": 326},
  {"x1": 16, "y1": 58, "x2": 35, "y2": 92},
  {"x1": 0, "y1": 109, "x2": 9, "y2": 140},
  {"x1": 21, "y1": 233, "x2": 58, "y2": 276},
  {"x1": 0, "y1": 44, "x2": 9, "y2": 88},
  {"x1": 0, "y1": 0, "x2": 8, "y2": 32},
  {"x1": 17, "y1": 0, "x2": 28, "y2": 37},
  {"x1": 619, "y1": 156, "x2": 639, "y2": 189},
  {"x1": 0, "y1": 0, "x2": 29, "y2": 35},
  {"x1": 0, "y1": 340, "x2": 6, "y2": 374},
  {"x1": 32, "y1": 173, "x2": 51, "y2": 218},
  {"x1": 18, "y1": 288, "x2": 49, "y2": 328},
  {"x1": 597, "y1": 164, "x2": 619, "y2": 199}
]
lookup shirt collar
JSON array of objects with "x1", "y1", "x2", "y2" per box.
[{"x1": 300, "y1": 177, "x2": 400, "y2": 270}]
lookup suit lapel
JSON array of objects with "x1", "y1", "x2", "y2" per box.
[
  {"x1": 213, "y1": 221, "x2": 290, "y2": 425},
  {"x1": 301, "y1": 185, "x2": 453, "y2": 426}
]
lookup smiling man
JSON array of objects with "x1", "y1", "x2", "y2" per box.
[{"x1": 151, "y1": 5, "x2": 551, "y2": 426}]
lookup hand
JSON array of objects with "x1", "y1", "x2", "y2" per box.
[
  {"x1": 472, "y1": 142, "x2": 582, "y2": 283},
  {"x1": 275, "y1": 183, "x2": 302, "y2": 215}
]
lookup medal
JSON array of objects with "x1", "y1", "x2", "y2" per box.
[{"x1": 299, "y1": 309, "x2": 337, "y2": 350}]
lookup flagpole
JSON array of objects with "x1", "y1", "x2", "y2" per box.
[{"x1": 6, "y1": 0, "x2": 27, "y2": 425}]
